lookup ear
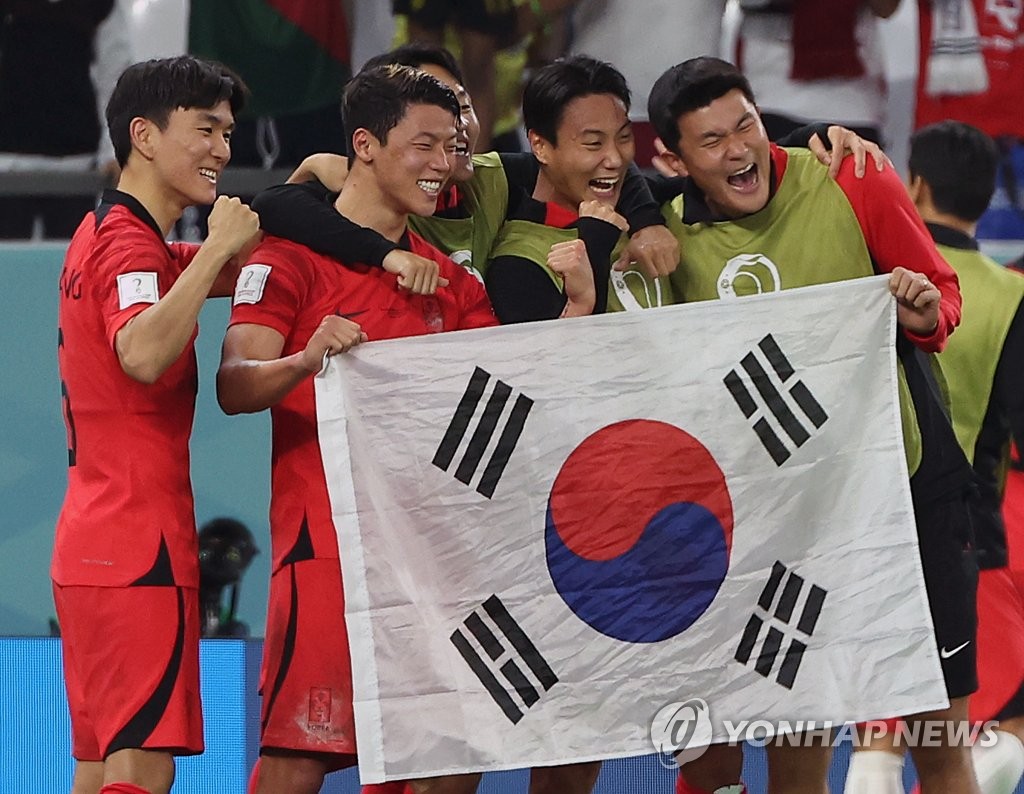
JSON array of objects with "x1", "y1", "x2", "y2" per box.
[
  {"x1": 528, "y1": 130, "x2": 552, "y2": 166},
  {"x1": 350, "y1": 128, "x2": 377, "y2": 164},
  {"x1": 129, "y1": 116, "x2": 157, "y2": 162},
  {"x1": 906, "y1": 174, "x2": 927, "y2": 207},
  {"x1": 653, "y1": 137, "x2": 689, "y2": 177}
]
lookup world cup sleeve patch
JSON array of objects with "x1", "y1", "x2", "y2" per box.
[
  {"x1": 233, "y1": 264, "x2": 272, "y2": 305},
  {"x1": 116, "y1": 271, "x2": 160, "y2": 309}
]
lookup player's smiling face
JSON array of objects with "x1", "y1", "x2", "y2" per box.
[
  {"x1": 532, "y1": 92, "x2": 635, "y2": 210},
  {"x1": 418, "y1": 63, "x2": 479, "y2": 184},
  {"x1": 375, "y1": 102, "x2": 457, "y2": 218},
  {"x1": 674, "y1": 88, "x2": 771, "y2": 219},
  {"x1": 154, "y1": 101, "x2": 234, "y2": 208}
]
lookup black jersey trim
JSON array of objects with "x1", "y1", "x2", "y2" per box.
[{"x1": 130, "y1": 535, "x2": 176, "y2": 586}]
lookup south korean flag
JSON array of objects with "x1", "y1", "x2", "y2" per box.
[{"x1": 315, "y1": 276, "x2": 947, "y2": 783}]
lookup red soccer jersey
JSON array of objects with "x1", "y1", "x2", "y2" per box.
[
  {"x1": 53, "y1": 191, "x2": 202, "y2": 587},
  {"x1": 916, "y1": 0, "x2": 1024, "y2": 137},
  {"x1": 228, "y1": 232, "x2": 497, "y2": 573}
]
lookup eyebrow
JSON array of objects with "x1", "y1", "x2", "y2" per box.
[
  {"x1": 698, "y1": 110, "x2": 756, "y2": 141},
  {"x1": 413, "y1": 131, "x2": 458, "y2": 143},
  {"x1": 581, "y1": 121, "x2": 633, "y2": 138},
  {"x1": 199, "y1": 110, "x2": 234, "y2": 129}
]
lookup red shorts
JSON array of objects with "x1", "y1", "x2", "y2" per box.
[
  {"x1": 970, "y1": 564, "x2": 1024, "y2": 722},
  {"x1": 53, "y1": 583, "x2": 203, "y2": 761},
  {"x1": 259, "y1": 557, "x2": 357, "y2": 761}
]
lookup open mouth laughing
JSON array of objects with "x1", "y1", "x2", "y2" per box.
[
  {"x1": 589, "y1": 176, "x2": 620, "y2": 198},
  {"x1": 417, "y1": 179, "x2": 443, "y2": 197},
  {"x1": 726, "y1": 162, "x2": 759, "y2": 192}
]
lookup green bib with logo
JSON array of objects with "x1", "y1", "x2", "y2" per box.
[{"x1": 937, "y1": 244, "x2": 1024, "y2": 463}]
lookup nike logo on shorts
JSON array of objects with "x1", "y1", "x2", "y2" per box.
[{"x1": 940, "y1": 641, "x2": 971, "y2": 659}]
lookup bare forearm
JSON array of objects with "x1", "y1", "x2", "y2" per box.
[{"x1": 217, "y1": 353, "x2": 313, "y2": 415}]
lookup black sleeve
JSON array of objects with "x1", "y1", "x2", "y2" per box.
[
  {"x1": 498, "y1": 152, "x2": 541, "y2": 191},
  {"x1": 251, "y1": 182, "x2": 398, "y2": 267},
  {"x1": 577, "y1": 216, "x2": 621, "y2": 315},
  {"x1": 777, "y1": 123, "x2": 833, "y2": 149},
  {"x1": 486, "y1": 256, "x2": 567, "y2": 324},
  {"x1": 484, "y1": 217, "x2": 621, "y2": 324},
  {"x1": 617, "y1": 163, "x2": 667, "y2": 233},
  {"x1": 646, "y1": 173, "x2": 688, "y2": 206}
]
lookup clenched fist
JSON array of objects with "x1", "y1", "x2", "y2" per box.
[
  {"x1": 301, "y1": 314, "x2": 367, "y2": 372},
  {"x1": 548, "y1": 238, "x2": 596, "y2": 318}
]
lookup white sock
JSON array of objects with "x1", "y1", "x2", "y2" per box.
[
  {"x1": 843, "y1": 749, "x2": 904, "y2": 794},
  {"x1": 973, "y1": 731, "x2": 1024, "y2": 794}
]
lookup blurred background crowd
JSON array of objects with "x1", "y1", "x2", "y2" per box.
[{"x1": 0, "y1": 0, "x2": 1020, "y2": 262}]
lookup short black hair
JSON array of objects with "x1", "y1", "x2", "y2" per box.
[
  {"x1": 106, "y1": 55, "x2": 248, "y2": 168},
  {"x1": 522, "y1": 55, "x2": 631, "y2": 145},
  {"x1": 648, "y1": 57, "x2": 756, "y2": 155},
  {"x1": 362, "y1": 42, "x2": 464, "y2": 87},
  {"x1": 343, "y1": 64, "x2": 460, "y2": 148},
  {"x1": 909, "y1": 121, "x2": 998, "y2": 222}
]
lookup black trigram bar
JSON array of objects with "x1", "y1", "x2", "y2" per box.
[
  {"x1": 755, "y1": 626, "x2": 784, "y2": 677},
  {"x1": 735, "y1": 614, "x2": 764, "y2": 666},
  {"x1": 775, "y1": 571, "x2": 804, "y2": 623},
  {"x1": 450, "y1": 594, "x2": 558, "y2": 724},
  {"x1": 797, "y1": 584, "x2": 827, "y2": 635},
  {"x1": 432, "y1": 367, "x2": 533, "y2": 498},
  {"x1": 735, "y1": 561, "x2": 828, "y2": 689},
  {"x1": 724, "y1": 334, "x2": 828, "y2": 466},
  {"x1": 778, "y1": 639, "x2": 808, "y2": 690},
  {"x1": 757, "y1": 561, "x2": 787, "y2": 611}
]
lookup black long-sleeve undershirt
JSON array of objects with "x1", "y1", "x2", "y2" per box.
[{"x1": 485, "y1": 214, "x2": 621, "y2": 324}]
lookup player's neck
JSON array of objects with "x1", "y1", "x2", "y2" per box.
[
  {"x1": 918, "y1": 206, "x2": 977, "y2": 238},
  {"x1": 335, "y1": 173, "x2": 407, "y2": 243},
  {"x1": 115, "y1": 168, "x2": 185, "y2": 237},
  {"x1": 532, "y1": 170, "x2": 577, "y2": 214}
]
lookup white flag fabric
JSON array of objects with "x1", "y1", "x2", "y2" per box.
[{"x1": 315, "y1": 276, "x2": 948, "y2": 783}]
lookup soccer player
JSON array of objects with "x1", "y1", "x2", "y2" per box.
[
  {"x1": 646, "y1": 57, "x2": 979, "y2": 794},
  {"x1": 53, "y1": 55, "x2": 259, "y2": 794},
  {"x1": 483, "y1": 54, "x2": 662, "y2": 323},
  {"x1": 217, "y1": 65, "x2": 504, "y2": 794},
  {"x1": 845, "y1": 122, "x2": 1024, "y2": 794}
]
